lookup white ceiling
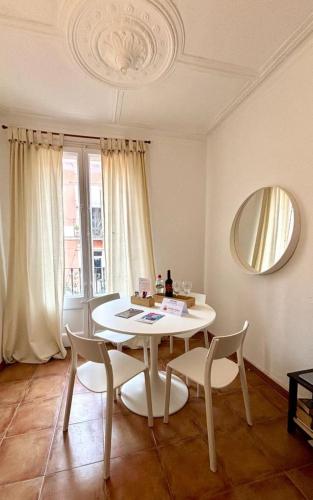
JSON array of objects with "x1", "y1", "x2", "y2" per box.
[{"x1": 0, "y1": 0, "x2": 312, "y2": 136}]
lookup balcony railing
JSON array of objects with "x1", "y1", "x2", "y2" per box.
[{"x1": 65, "y1": 267, "x2": 106, "y2": 296}]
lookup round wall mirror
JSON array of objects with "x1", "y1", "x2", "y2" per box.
[{"x1": 230, "y1": 186, "x2": 300, "y2": 275}]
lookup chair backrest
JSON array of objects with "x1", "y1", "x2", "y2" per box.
[
  {"x1": 86, "y1": 293, "x2": 120, "y2": 335},
  {"x1": 205, "y1": 321, "x2": 249, "y2": 379},
  {"x1": 86, "y1": 293, "x2": 120, "y2": 313},
  {"x1": 65, "y1": 324, "x2": 111, "y2": 366},
  {"x1": 190, "y1": 292, "x2": 206, "y2": 305}
]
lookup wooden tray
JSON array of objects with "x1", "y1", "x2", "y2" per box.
[
  {"x1": 153, "y1": 293, "x2": 195, "y2": 308},
  {"x1": 131, "y1": 295, "x2": 155, "y2": 307}
]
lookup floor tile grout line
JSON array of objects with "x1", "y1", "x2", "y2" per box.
[
  {"x1": 239, "y1": 416, "x2": 313, "y2": 475},
  {"x1": 235, "y1": 470, "x2": 309, "y2": 497},
  {"x1": 37, "y1": 477, "x2": 45, "y2": 500},
  {"x1": 0, "y1": 362, "x2": 69, "y2": 447},
  {"x1": 0, "y1": 377, "x2": 34, "y2": 446},
  {"x1": 37, "y1": 372, "x2": 70, "y2": 500},
  {"x1": 196, "y1": 429, "x2": 274, "y2": 490},
  {"x1": 253, "y1": 383, "x2": 289, "y2": 411},
  {"x1": 283, "y1": 470, "x2": 310, "y2": 500},
  {"x1": 172, "y1": 420, "x2": 310, "y2": 490},
  {"x1": 153, "y1": 440, "x2": 175, "y2": 499},
  {"x1": 42, "y1": 458, "x2": 105, "y2": 478},
  {"x1": 286, "y1": 460, "x2": 313, "y2": 472},
  {"x1": 0, "y1": 475, "x2": 46, "y2": 490},
  {"x1": 231, "y1": 469, "x2": 288, "y2": 491}
]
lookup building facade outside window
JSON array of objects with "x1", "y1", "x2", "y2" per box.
[{"x1": 62, "y1": 149, "x2": 105, "y2": 302}]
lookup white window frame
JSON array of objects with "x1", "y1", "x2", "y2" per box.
[{"x1": 63, "y1": 145, "x2": 102, "y2": 312}]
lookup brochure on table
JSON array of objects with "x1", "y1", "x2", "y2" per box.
[
  {"x1": 115, "y1": 308, "x2": 143, "y2": 319},
  {"x1": 160, "y1": 298, "x2": 188, "y2": 316},
  {"x1": 136, "y1": 312, "x2": 165, "y2": 324}
]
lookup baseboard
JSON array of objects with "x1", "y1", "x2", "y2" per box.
[{"x1": 243, "y1": 357, "x2": 289, "y2": 399}]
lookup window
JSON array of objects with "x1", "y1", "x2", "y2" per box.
[
  {"x1": 89, "y1": 153, "x2": 105, "y2": 297},
  {"x1": 62, "y1": 148, "x2": 105, "y2": 302},
  {"x1": 63, "y1": 152, "x2": 83, "y2": 297}
]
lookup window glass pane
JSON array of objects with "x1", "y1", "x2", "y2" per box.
[
  {"x1": 89, "y1": 153, "x2": 105, "y2": 296},
  {"x1": 63, "y1": 152, "x2": 83, "y2": 297}
]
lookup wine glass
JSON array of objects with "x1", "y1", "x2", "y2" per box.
[
  {"x1": 173, "y1": 280, "x2": 181, "y2": 297},
  {"x1": 182, "y1": 280, "x2": 192, "y2": 295}
]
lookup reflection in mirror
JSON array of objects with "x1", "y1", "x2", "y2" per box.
[{"x1": 231, "y1": 187, "x2": 300, "y2": 274}]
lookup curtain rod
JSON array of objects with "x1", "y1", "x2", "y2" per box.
[{"x1": 1, "y1": 125, "x2": 151, "y2": 144}]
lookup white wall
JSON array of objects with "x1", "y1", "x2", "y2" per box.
[
  {"x1": 0, "y1": 116, "x2": 206, "y2": 341},
  {"x1": 205, "y1": 36, "x2": 313, "y2": 389},
  {"x1": 148, "y1": 137, "x2": 206, "y2": 289}
]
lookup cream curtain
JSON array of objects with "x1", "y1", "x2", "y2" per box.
[
  {"x1": 0, "y1": 215, "x2": 6, "y2": 361},
  {"x1": 251, "y1": 187, "x2": 293, "y2": 273},
  {"x1": 261, "y1": 187, "x2": 294, "y2": 269},
  {"x1": 101, "y1": 138, "x2": 155, "y2": 297},
  {"x1": 3, "y1": 128, "x2": 66, "y2": 363},
  {"x1": 251, "y1": 187, "x2": 272, "y2": 272}
]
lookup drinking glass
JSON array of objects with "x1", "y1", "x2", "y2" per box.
[
  {"x1": 182, "y1": 280, "x2": 192, "y2": 295},
  {"x1": 173, "y1": 280, "x2": 181, "y2": 296}
]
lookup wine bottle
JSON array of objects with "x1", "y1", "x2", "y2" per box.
[
  {"x1": 155, "y1": 274, "x2": 164, "y2": 294},
  {"x1": 165, "y1": 270, "x2": 173, "y2": 297}
]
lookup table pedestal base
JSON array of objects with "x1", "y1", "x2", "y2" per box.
[{"x1": 121, "y1": 371, "x2": 188, "y2": 418}]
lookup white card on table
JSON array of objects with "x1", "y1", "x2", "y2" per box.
[
  {"x1": 160, "y1": 298, "x2": 188, "y2": 316},
  {"x1": 138, "y1": 277, "x2": 151, "y2": 296}
]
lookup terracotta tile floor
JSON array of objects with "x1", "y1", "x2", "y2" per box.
[{"x1": 0, "y1": 338, "x2": 312, "y2": 499}]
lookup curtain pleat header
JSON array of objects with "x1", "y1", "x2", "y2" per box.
[
  {"x1": 101, "y1": 138, "x2": 146, "y2": 154},
  {"x1": 7, "y1": 127, "x2": 63, "y2": 150}
]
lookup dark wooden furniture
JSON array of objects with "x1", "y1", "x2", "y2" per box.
[{"x1": 287, "y1": 368, "x2": 313, "y2": 441}]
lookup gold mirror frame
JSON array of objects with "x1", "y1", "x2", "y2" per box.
[{"x1": 230, "y1": 186, "x2": 301, "y2": 275}]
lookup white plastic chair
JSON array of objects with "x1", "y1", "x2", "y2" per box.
[
  {"x1": 169, "y1": 293, "x2": 209, "y2": 354},
  {"x1": 63, "y1": 325, "x2": 153, "y2": 479},
  {"x1": 164, "y1": 321, "x2": 252, "y2": 472},
  {"x1": 86, "y1": 293, "x2": 149, "y2": 366}
]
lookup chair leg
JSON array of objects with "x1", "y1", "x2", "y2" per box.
[
  {"x1": 184, "y1": 338, "x2": 190, "y2": 385},
  {"x1": 63, "y1": 368, "x2": 75, "y2": 431},
  {"x1": 184, "y1": 337, "x2": 190, "y2": 352},
  {"x1": 204, "y1": 330, "x2": 209, "y2": 348},
  {"x1": 143, "y1": 337, "x2": 149, "y2": 367},
  {"x1": 104, "y1": 385, "x2": 114, "y2": 479},
  {"x1": 164, "y1": 366, "x2": 172, "y2": 423},
  {"x1": 204, "y1": 386, "x2": 217, "y2": 472},
  {"x1": 117, "y1": 343, "x2": 123, "y2": 392},
  {"x1": 143, "y1": 368, "x2": 153, "y2": 427},
  {"x1": 196, "y1": 384, "x2": 200, "y2": 398},
  {"x1": 239, "y1": 365, "x2": 253, "y2": 426},
  {"x1": 170, "y1": 336, "x2": 174, "y2": 354}
]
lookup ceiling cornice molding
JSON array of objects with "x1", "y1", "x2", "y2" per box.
[
  {"x1": 177, "y1": 53, "x2": 258, "y2": 79},
  {"x1": 0, "y1": 106, "x2": 206, "y2": 142},
  {"x1": 207, "y1": 12, "x2": 313, "y2": 135},
  {"x1": 1, "y1": 2, "x2": 312, "y2": 136}
]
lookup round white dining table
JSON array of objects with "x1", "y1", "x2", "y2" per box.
[{"x1": 92, "y1": 297, "x2": 216, "y2": 417}]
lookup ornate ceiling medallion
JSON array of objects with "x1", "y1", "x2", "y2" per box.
[{"x1": 67, "y1": 0, "x2": 182, "y2": 88}]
